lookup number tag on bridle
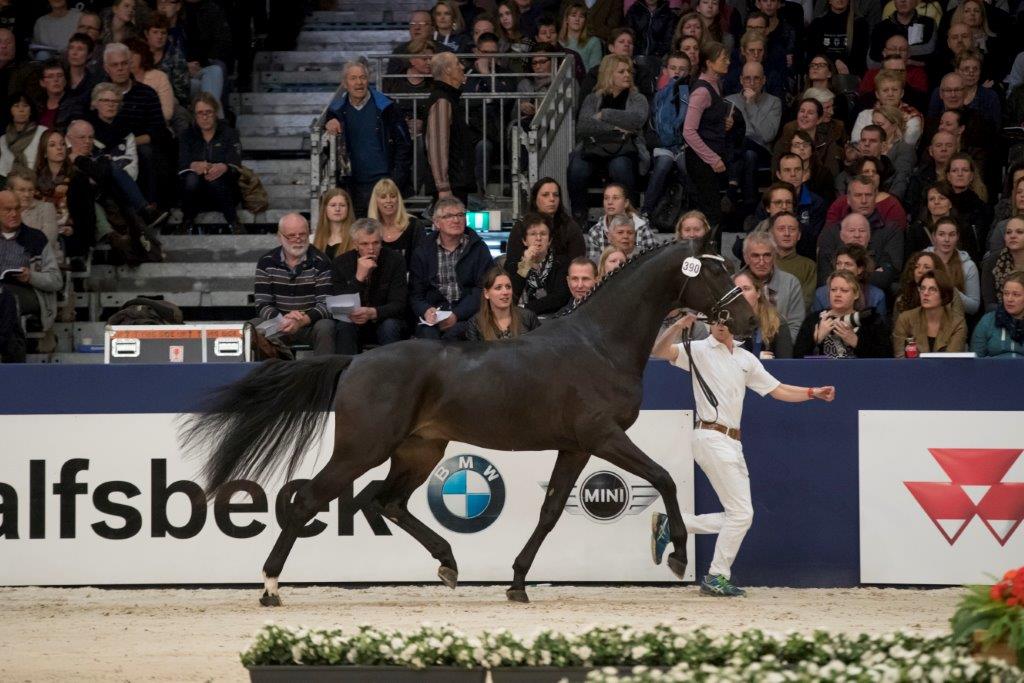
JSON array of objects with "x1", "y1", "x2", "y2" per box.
[{"x1": 681, "y1": 257, "x2": 702, "y2": 278}]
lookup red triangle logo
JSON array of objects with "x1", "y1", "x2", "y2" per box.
[
  {"x1": 928, "y1": 449, "x2": 1022, "y2": 484},
  {"x1": 904, "y1": 482, "x2": 975, "y2": 544},
  {"x1": 976, "y1": 483, "x2": 1024, "y2": 546}
]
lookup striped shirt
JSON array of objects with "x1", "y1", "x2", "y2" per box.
[{"x1": 254, "y1": 247, "x2": 332, "y2": 322}]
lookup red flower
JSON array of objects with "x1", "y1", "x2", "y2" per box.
[{"x1": 1008, "y1": 597, "x2": 1019, "y2": 607}]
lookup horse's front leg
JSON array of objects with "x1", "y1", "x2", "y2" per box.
[{"x1": 507, "y1": 450, "x2": 589, "y2": 603}]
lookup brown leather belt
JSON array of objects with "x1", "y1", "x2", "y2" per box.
[{"x1": 698, "y1": 421, "x2": 741, "y2": 441}]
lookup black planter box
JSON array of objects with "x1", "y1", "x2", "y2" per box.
[
  {"x1": 247, "y1": 665, "x2": 487, "y2": 682},
  {"x1": 491, "y1": 666, "x2": 669, "y2": 682}
]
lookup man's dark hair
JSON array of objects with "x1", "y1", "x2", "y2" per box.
[
  {"x1": 745, "y1": 10, "x2": 768, "y2": 24},
  {"x1": 67, "y1": 32, "x2": 95, "y2": 52},
  {"x1": 666, "y1": 50, "x2": 689, "y2": 63},
  {"x1": 609, "y1": 27, "x2": 635, "y2": 45},
  {"x1": 774, "y1": 152, "x2": 804, "y2": 174},
  {"x1": 476, "y1": 32, "x2": 500, "y2": 46},
  {"x1": 41, "y1": 58, "x2": 65, "y2": 75},
  {"x1": 769, "y1": 211, "x2": 799, "y2": 230},
  {"x1": 569, "y1": 256, "x2": 598, "y2": 276},
  {"x1": 861, "y1": 124, "x2": 887, "y2": 143},
  {"x1": 537, "y1": 13, "x2": 557, "y2": 29},
  {"x1": 762, "y1": 182, "x2": 796, "y2": 208}
]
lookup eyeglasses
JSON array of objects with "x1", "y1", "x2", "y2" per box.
[
  {"x1": 918, "y1": 285, "x2": 940, "y2": 294},
  {"x1": 809, "y1": 61, "x2": 829, "y2": 68},
  {"x1": 195, "y1": 109, "x2": 216, "y2": 117},
  {"x1": 940, "y1": 87, "x2": 964, "y2": 93},
  {"x1": 436, "y1": 212, "x2": 466, "y2": 221},
  {"x1": 409, "y1": 21, "x2": 430, "y2": 27},
  {"x1": 96, "y1": 98, "x2": 121, "y2": 105}
]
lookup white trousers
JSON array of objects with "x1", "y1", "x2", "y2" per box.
[{"x1": 683, "y1": 430, "x2": 753, "y2": 579}]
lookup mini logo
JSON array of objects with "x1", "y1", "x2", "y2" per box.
[
  {"x1": 543, "y1": 470, "x2": 659, "y2": 522},
  {"x1": 427, "y1": 454, "x2": 505, "y2": 533},
  {"x1": 904, "y1": 448, "x2": 1024, "y2": 546}
]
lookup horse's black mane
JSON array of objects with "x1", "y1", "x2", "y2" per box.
[{"x1": 551, "y1": 238, "x2": 684, "y2": 319}]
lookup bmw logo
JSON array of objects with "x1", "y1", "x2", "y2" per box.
[
  {"x1": 427, "y1": 454, "x2": 505, "y2": 533},
  {"x1": 579, "y1": 471, "x2": 629, "y2": 521}
]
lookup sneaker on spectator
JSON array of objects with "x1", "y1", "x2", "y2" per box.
[{"x1": 700, "y1": 574, "x2": 746, "y2": 597}]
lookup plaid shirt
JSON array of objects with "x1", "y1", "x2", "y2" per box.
[{"x1": 436, "y1": 235, "x2": 468, "y2": 306}]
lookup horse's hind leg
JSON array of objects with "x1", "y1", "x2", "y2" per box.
[
  {"x1": 372, "y1": 438, "x2": 459, "y2": 586},
  {"x1": 507, "y1": 450, "x2": 589, "y2": 604},
  {"x1": 260, "y1": 449, "x2": 388, "y2": 607}
]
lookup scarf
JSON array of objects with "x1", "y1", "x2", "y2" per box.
[
  {"x1": 5, "y1": 123, "x2": 37, "y2": 170},
  {"x1": 522, "y1": 251, "x2": 554, "y2": 305},
  {"x1": 993, "y1": 249, "x2": 1018, "y2": 304},
  {"x1": 995, "y1": 306, "x2": 1024, "y2": 344}
]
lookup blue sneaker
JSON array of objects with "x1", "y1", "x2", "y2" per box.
[
  {"x1": 700, "y1": 574, "x2": 746, "y2": 597},
  {"x1": 650, "y1": 512, "x2": 670, "y2": 565}
]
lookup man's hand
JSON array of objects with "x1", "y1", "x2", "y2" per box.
[
  {"x1": 355, "y1": 255, "x2": 377, "y2": 282},
  {"x1": 349, "y1": 307, "x2": 377, "y2": 325},
  {"x1": 14, "y1": 267, "x2": 31, "y2": 283},
  {"x1": 283, "y1": 310, "x2": 310, "y2": 332},
  {"x1": 742, "y1": 87, "x2": 757, "y2": 101},
  {"x1": 278, "y1": 316, "x2": 300, "y2": 335},
  {"x1": 205, "y1": 163, "x2": 228, "y2": 181},
  {"x1": 190, "y1": 161, "x2": 210, "y2": 175},
  {"x1": 325, "y1": 118, "x2": 342, "y2": 135},
  {"x1": 724, "y1": 113, "x2": 734, "y2": 132},
  {"x1": 835, "y1": 59, "x2": 850, "y2": 75},
  {"x1": 674, "y1": 313, "x2": 698, "y2": 332},
  {"x1": 438, "y1": 312, "x2": 458, "y2": 331},
  {"x1": 811, "y1": 386, "x2": 836, "y2": 402}
]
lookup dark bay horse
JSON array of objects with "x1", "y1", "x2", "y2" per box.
[{"x1": 180, "y1": 239, "x2": 756, "y2": 605}]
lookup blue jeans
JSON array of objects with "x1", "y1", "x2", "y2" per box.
[
  {"x1": 642, "y1": 150, "x2": 687, "y2": 215},
  {"x1": 111, "y1": 168, "x2": 148, "y2": 211},
  {"x1": 191, "y1": 62, "x2": 226, "y2": 113},
  {"x1": 731, "y1": 140, "x2": 772, "y2": 208},
  {"x1": 566, "y1": 151, "x2": 638, "y2": 223}
]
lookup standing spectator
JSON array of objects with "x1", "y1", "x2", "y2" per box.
[
  {"x1": 464, "y1": 265, "x2": 541, "y2": 340},
  {"x1": 253, "y1": 213, "x2": 335, "y2": 356},
  {"x1": 793, "y1": 270, "x2": 891, "y2": 357},
  {"x1": 626, "y1": 0, "x2": 674, "y2": 60},
  {"x1": 312, "y1": 188, "x2": 354, "y2": 260},
  {"x1": 734, "y1": 269, "x2": 793, "y2": 358},
  {"x1": 806, "y1": 0, "x2": 868, "y2": 75},
  {"x1": 811, "y1": 244, "x2": 888, "y2": 315},
  {"x1": 505, "y1": 212, "x2": 571, "y2": 315},
  {"x1": 177, "y1": 92, "x2": 241, "y2": 235},
  {"x1": 726, "y1": 61, "x2": 781, "y2": 213},
  {"x1": 101, "y1": 0, "x2": 139, "y2": 46},
  {"x1": 981, "y1": 218, "x2": 1024, "y2": 312},
  {"x1": 568, "y1": 54, "x2": 649, "y2": 224},
  {"x1": 925, "y1": 216, "x2": 980, "y2": 315},
  {"x1": 643, "y1": 51, "x2": 690, "y2": 222},
  {"x1": 0, "y1": 190, "x2": 62, "y2": 343},
  {"x1": 63, "y1": 33, "x2": 98, "y2": 121},
  {"x1": 755, "y1": 0, "x2": 796, "y2": 73},
  {"x1": 432, "y1": 0, "x2": 471, "y2": 52},
  {"x1": 331, "y1": 218, "x2": 408, "y2": 354},
  {"x1": 367, "y1": 178, "x2": 428, "y2": 271},
  {"x1": 0, "y1": 93, "x2": 46, "y2": 178},
  {"x1": 769, "y1": 211, "x2": 817, "y2": 307},
  {"x1": 33, "y1": 0, "x2": 82, "y2": 56},
  {"x1": 684, "y1": 41, "x2": 732, "y2": 235},
  {"x1": 409, "y1": 196, "x2": 493, "y2": 339},
  {"x1": 324, "y1": 61, "x2": 412, "y2": 217},
  {"x1": 559, "y1": 2, "x2": 602, "y2": 72},
  {"x1": 463, "y1": 32, "x2": 514, "y2": 197},
  {"x1": 971, "y1": 271, "x2": 1024, "y2": 358},
  {"x1": 506, "y1": 176, "x2": 586, "y2": 266},
  {"x1": 425, "y1": 51, "x2": 478, "y2": 204},
  {"x1": 584, "y1": 182, "x2": 656, "y2": 261},
  {"x1": 891, "y1": 269, "x2": 967, "y2": 356},
  {"x1": 742, "y1": 230, "x2": 805, "y2": 339}
]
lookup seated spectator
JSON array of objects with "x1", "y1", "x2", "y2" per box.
[
  {"x1": 868, "y1": 0, "x2": 937, "y2": 64},
  {"x1": 506, "y1": 177, "x2": 586, "y2": 266},
  {"x1": 496, "y1": 1, "x2": 530, "y2": 68},
  {"x1": 904, "y1": 130, "x2": 956, "y2": 220},
  {"x1": 948, "y1": 0, "x2": 1009, "y2": 82},
  {"x1": 819, "y1": 176, "x2": 905, "y2": 289},
  {"x1": 851, "y1": 69, "x2": 923, "y2": 145},
  {"x1": 836, "y1": 155, "x2": 907, "y2": 232},
  {"x1": 431, "y1": 0, "x2": 471, "y2": 53},
  {"x1": 145, "y1": 13, "x2": 189, "y2": 109},
  {"x1": 987, "y1": 174, "x2": 1024, "y2": 259},
  {"x1": 0, "y1": 93, "x2": 46, "y2": 178},
  {"x1": 925, "y1": 216, "x2": 980, "y2": 315},
  {"x1": 769, "y1": 211, "x2": 816, "y2": 307},
  {"x1": 387, "y1": 10, "x2": 434, "y2": 75},
  {"x1": 0, "y1": 284, "x2": 25, "y2": 362},
  {"x1": 803, "y1": 87, "x2": 848, "y2": 156},
  {"x1": 531, "y1": 16, "x2": 586, "y2": 82},
  {"x1": 643, "y1": 52, "x2": 690, "y2": 221},
  {"x1": 39, "y1": 128, "x2": 93, "y2": 258},
  {"x1": 464, "y1": 265, "x2": 541, "y2": 340},
  {"x1": 806, "y1": 0, "x2": 868, "y2": 76},
  {"x1": 787, "y1": 129, "x2": 835, "y2": 205},
  {"x1": 793, "y1": 270, "x2": 891, "y2": 357},
  {"x1": 723, "y1": 29, "x2": 784, "y2": 98},
  {"x1": 505, "y1": 212, "x2": 571, "y2": 315},
  {"x1": 253, "y1": 213, "x2": 335, "y2": 356},
  {"x1": 331, "y1": 218, "x2": 408, "y2": 354},
  {"x1": 581, "y1": 27, "x2": 656, "y2": 106},
  {"x1": 37, "y1": 59, "x2": 68, "y2": 130},
  {"x1": 948, "y1": 49, "x2": 1000, "y2": 126},
  {"x1": 597, "y1": 246, "x2": 627, "y2": 279},
  {"x1": 869, "y1": 106, "x2": 913, "y2": 201},
  {"x1": 325, "y1": 61, "x2": 413, "y2": 216},
  {"x1": 409, "y1": 196, "x2": 493, "y2": 339},
  {"x1": 312, "y1": 189, "x2": 354, "y2": 260},
  {"x1": 425, "y1": 51, "x2": 479, "y2": 204},
  {"x1": 892, "y1": 269, "x2": 967, "y2": 356},
  {"x1": 734, "y1": 269, "x2": 792, "y2": 358},
  {"x1": 946, "y1": 152, "x2": 992, "y2": 263},
  {"x1": 806, "y1": 58, "x2": 855, "y2": 123},
  {"x1": 604, "y1": 214, "x2": 640, "y2": 257},
  {"x1": 559, "y1": 256, "x2": 598, "y2": 312},
  {"x1": 367, "y1": 178, "x2": 428, "y2": 270},
  {"x1": 0, "y1": 190, "x2": 62, "y2": 344},
  {"x1": 770, "y1": 154, "x2": 826, "y2": 257},
  {"x1": 87, "y1": 83, "x2": 138, "y2": 181},
  {"x1": 971, "y1": 271, "x2": 1024, "y2": 358},
  {"x1": 515, "y1": 45, "x2": 555, "y2": 127},
  {"x1": 992, "y1": 163, "x2": 1024, "y2": 226},
  {"x1": 734, "y1": 180, "x2": 796, "y2": 258},
  {"x1": 893, "y1": 250, "x2": 963, "y2": 318},
  {"x1": 127, "y1": 38, "x2": 173, "y2": 125},
  {"x1": 177, "y1": 92, "x2": 241, "y2": 235},
  {"x1": 697, "y1": 0, "x2": 740, "y2": 54},
  {"x1": 671, "y1": 12, "x2": 704, "y2": 57},
  {"x1": 179, "y1": 0, "x2": 233, "y2": 107},
  {"x1": 568, "y1": 54, "x2": 649, "y2": 225},
  {"x1": 584, "y1": 182, "x2": 656, "y2": 261},
  {"x1": 559, "y1": 2, "x2": 602, "y2": 72},
  {"x1": 675, "y1": 209, "x2": 712, "y2": 242},
  {"x1": 743, "y1": 230, "x2": 805, "y2": 339},
  {"x1": 33, "y1": 0, "x2": 82, "y2": 57},
  {"x1": 101, "y1": 0, "x2": 139, "y2": 45},
  {"x1": 811, "y1": 244, "x2": 888, "y2": 316},
  {"x1": 981, "y1": 217, "x2": 1024, "y2": 312},
  {"x1": 774, "y1": 98, "x2": 841, "y2": 180},
  {"x1": 906, "y1": 181, "x2": 961, "y2": 260},
  {"x1": 64, "y1": 33, "x2": 99, "y2": 120},
  {"x1": 726, "y1": 61, "x2": 781, "y2": 212},
  {"x1": 7, "y1": 168, "x2": 58, "y2": 250},
  {"x1": 74, "y1": 11, "x2": 102, "y2": 47},
  {"x1": 626, "y1": 0, "x2": 675, "y2": 61}
]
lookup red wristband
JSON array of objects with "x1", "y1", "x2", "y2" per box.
[{"x1": 807, "y1": 387, "x2": 814, "y2": 399}]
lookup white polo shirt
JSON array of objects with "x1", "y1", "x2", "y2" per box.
[{"x1": 672, "y1": 336, "x2": 781, "y2": 431}]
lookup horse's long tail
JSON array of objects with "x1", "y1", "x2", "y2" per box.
[{"x1": 179, "y1": 355, "x2": 355, "y2": 499}]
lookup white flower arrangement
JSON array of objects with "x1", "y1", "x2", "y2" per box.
[{"x1": 240, "y1": 622, "x2": 1021, "y2": 680}]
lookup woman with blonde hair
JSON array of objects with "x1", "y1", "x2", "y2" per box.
[
  {"x1": 567, "y1": 54, "x2": 649, "y2": 225},
  {"x1": 597, "y1": 246, "x2": 627, "y2": 279},
  {"x1": 794, "y1": 270, "x2": 891, "y2": 358},
  {"x1": 735, "y1": 269, "x2": 792, "y2": 358},
  {"x1": 367, "y1": 178, "x2": 426, "y2": 269},
  {"x1": 675, "y1": 210, "x2": 711, "y2": 242},
  {"x1": 559, "y1": 2, "x2": 602, "y2": 72},
  {"x1": 313, "y1": 188, "x2": 354, "y2": 259}
]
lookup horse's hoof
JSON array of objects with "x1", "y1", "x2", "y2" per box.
[
  {"x1": 259, "y1": 590, "x2": 282, "y2": 607},
  {"x1": 506, "y1": 588, "x2": 530, "y2": 603},
  {"x1": 667, "y1": 555, "x2": 688, "y2": 580},
  {"x1": 438, "y1": 565, "x2": 458, "y2": 589}
]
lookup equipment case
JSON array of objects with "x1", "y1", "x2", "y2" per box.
[{"x1": 104, "y1": 324, "x2": 252, "y2": 364}]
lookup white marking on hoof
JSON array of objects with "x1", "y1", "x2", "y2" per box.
[{"x1": 263, "y1": 571, "x2": 279, "y2": 596}]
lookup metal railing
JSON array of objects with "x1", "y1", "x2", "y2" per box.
[{"x1": 309, "y1": 52, "x2": 576, "y2": 226}]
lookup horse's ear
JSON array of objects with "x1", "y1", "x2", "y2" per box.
[{"x1": 695, "y1": 234, "x2": 711, "y2": 255}]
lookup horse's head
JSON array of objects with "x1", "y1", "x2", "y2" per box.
[{"x1": 676, "y1": 240, "x2": 757, "y2": 338}]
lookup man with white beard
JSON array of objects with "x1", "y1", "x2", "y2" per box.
[{"x1": 252, "y1": 212, "x2": 335, "y2": 355}]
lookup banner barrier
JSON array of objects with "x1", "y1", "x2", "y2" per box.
[{"x1": 1, "y1": 359, "x2": 1022, "y2": 587}]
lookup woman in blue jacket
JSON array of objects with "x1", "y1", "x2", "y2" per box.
[{"x1": 971, "y1": 271, "x2": 1024, "y2": 358}]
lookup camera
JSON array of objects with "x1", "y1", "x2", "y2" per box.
[{"x1": 826, "y1": 310, "x2": 872, "y2": 326}]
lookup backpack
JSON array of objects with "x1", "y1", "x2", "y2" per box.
[
  {"x1": 107, "y1": 297, "x2": 184, "y2": 326},
  {"x1": 232, "y1": 164, "x2": 270, "y2": 215},
  {"x1": 652, "y1": 77, "x2": 689, "y2": 149}
]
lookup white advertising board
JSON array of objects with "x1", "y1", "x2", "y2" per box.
[
  {"x1": 0, "y1": 411, "x2": 694, "y2": 585},
  {"x1": 859, "y1": 410, "x2": 1024, "y2": 584}
]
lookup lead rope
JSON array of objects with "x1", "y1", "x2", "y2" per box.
[{"x1": 682, "y1": 325, "x2": 720, "y2": 427}]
